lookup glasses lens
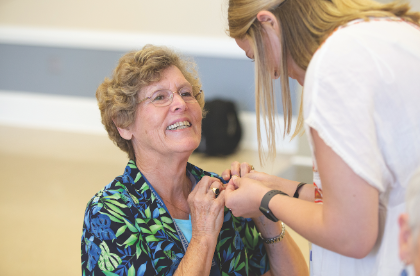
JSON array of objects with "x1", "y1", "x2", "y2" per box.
[
  {"x1": 179, "y1": 87, "x2": 196, "y2": 103},
  {"x1": 150, "y1": 90, "x2": 172, "y2": 106}
]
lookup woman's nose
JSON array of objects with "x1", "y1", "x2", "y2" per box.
[{"x1": 170, "y1": 92, "x2": 187, "y2": 110}]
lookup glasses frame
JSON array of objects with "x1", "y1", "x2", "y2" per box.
[{"x1": 138, "y1": 85, "x2": 203, "y2": 107}]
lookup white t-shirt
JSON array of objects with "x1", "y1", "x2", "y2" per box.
[{"x1": 303, "y1": 18, "x2": 420, "y2": 276}]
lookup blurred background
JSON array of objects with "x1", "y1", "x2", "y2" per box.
[{"x1": 0, "y1": 0, "x2": 419, "y2": 275}]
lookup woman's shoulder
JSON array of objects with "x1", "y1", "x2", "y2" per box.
[
  {"x1": 315, "y1": 17, "x2": 420, "y2": 61},
  {"x1": 85, "y1": 172, "x2": 133, "y2": 209},
  {"x1": 83, "y1": 160, "x2": 152, "y2": 221}
]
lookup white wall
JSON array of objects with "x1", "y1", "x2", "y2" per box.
[{"x1": 0, "y1": 90, "x2": 299, "y2": 154}]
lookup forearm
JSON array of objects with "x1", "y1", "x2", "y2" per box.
[
  {"x1": 247, "y1": 173, "x2": 315, "y2": 202},
  {"x1": 253, "y1": 216, "x2": 308, "y2": 276},
  {"x1": 296, "y1": 184, "x2": 315, "y2": 202},
  {"x1": 268, "y1": 195, "x2": 377, "y2": 258},
  {"x1": 174, "y1": 237, "x2": 216, "y2": 276}
]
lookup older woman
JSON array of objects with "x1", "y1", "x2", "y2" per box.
[
  {"x1": 399, "y1": 167, "x2": 420, "y2": 276},
  {"x1": 81, "y1": 45, "x2": 307, "y2": 276}
]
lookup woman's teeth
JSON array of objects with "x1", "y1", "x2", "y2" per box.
[{"x1": 167, "y1": 121, "x2": 191, "y2": 130}]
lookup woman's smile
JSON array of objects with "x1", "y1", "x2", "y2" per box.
[{"x1": 167, "y1": 120, "x2": 192, "y2": 130}]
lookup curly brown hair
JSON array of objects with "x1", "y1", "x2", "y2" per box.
[{"x1": 96, "y1": 44, "x2": 204, "y2": 160}]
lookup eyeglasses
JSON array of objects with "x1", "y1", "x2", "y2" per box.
[{"x1": 138, "y1": 85, "x2": 203, "y2": 107}]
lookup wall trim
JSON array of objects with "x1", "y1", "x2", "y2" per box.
[
  {"x1": 0, "y1": 90, "x2": 297, "y2": 154},
  {"x1": 0, "y1": 25, "x2": 246, "y2": 59}
]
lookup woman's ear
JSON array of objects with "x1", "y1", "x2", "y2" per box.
[
  {"x1": 113, "y1": 119, "x2": 133, "y2": 140},
  {"x1": 256, "y1": 10, "x2": 282, "y2": 79},
  {"x1": 399, "y1": 213, "x2": 413, "y2": 265},
  {"x1": 256, "y1": 10, "x2": 280, "y2": 33}
]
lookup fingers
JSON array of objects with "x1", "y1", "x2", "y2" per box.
[
  {"x1": 240, "y1": 162, "x2": 253, "y2": 177},
  {"x1": 209, "y1": 179, "x2": 225, "y2": 198},
  {"x1": 221, "y1": 169, "x2": 231, "y2": 181},
  {"x1": 229, "y1": 175, "x2": 241, "y2": 189},
  {"x1": 209, "y1": 179, "x2": 223, "y2": 190},
  {"x1": 229, "y1": 161, "x2": 240, "y2": 177},
  {"x1": 223, "y1": 161, "x2": 254, "y2": 181},
  {"x1": 214, "y1": 189, "x2": 226, "y2": 208},
  {"x1": 230, "y1": 161, "x2": 252, "y2": 177},
  {"x1": 196, "y1": 176, "x2": 222, "y2": 194},
  {"x1": 224, "y1": 183, "x2": 236, "y2": 213},
  {"x1": 225, "y1": 181, "x2": 236, "y2": 193},
  {"x1": 215, "y1": 190, "x2": 226, "y2": 218}
]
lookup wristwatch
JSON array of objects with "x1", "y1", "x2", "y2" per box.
[{"x1": 259, "y1": 190, "x2": 289, "y2": 222}]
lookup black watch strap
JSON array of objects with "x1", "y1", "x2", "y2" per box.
[
  {"x1": 259, "y1": 190, "x2": 288, "y2": 222},
  {"x1": 293, "y1": 182, "x2": 307, "y2": 198}
]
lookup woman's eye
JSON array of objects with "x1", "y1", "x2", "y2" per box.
[
  {"x1": 180, "y1": 91, "x2": 193, "y2": 97},
  {"x1": 152, "y1": 93, "x2": 167, "y2": 101}
]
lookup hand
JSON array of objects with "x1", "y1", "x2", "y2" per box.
[
  {"x1": 188, "y1": 176, "x2": 226, "y2": 243},
  {"x1": 224, "y1": 175, "x2": 270, "y2": 219},
  {"x1": 221, "y1": 161, "x2": 254, "y2": 181}
]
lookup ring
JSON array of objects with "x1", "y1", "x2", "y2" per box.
[
  {"x1": 250, "y1": 165, "x2": 255, "y2": 170},
  {"x1": 211, "y1": 188, "x2": 220, "y2": 197}
]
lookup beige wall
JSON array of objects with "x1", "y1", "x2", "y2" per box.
[
  {"x1": 377, "y1": 0, "x2": 420, "y2": 10},
  {"x1": 1, "y1": 0, "x2": 419, "y2": 39},
  {"x1": 0, "y1": 0, "x2": 228, "y2": 37}
]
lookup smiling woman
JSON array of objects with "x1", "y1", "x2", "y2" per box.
[
  {"x1": 116, "y1": 65, "x2": 203, "y2": 160},
  {"x1": 95, "y1": 45, "x2": 205, "y2": 162},
  {"x1": 81, "y1": 45, "x2": 307, "y2": 276}
]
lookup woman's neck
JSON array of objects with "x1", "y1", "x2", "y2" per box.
[{"x1": 134, "y1": 150, "x2": 193, "y2": 218}]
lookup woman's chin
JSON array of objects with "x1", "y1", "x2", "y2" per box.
[{"x1": 170, "y1": 140, "x2": 200, "y2": 155}]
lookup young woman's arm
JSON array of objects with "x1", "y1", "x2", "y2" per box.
[
  {"x1": 225, "y1": 128, "x2": 379, "y2": 258},
  {"x1": 222, "y1": 162, "x2": 309, "y2": 275},
  {"x1": 222, "y1": 162, "x2": 315, "y2": 202}
]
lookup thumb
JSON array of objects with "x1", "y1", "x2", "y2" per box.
[
  {"x1": 230, "y1": 175, "x2": 241, "y2": 189},
  {"x1": 216, "y1": 189, "x2": 226, "y2": 203},
  {"x1": 225, "y1": 182, "x2": 236, "y2": 193},
  {"x1": 224, "y1": 183, "x2": 236, "y2": 208}
]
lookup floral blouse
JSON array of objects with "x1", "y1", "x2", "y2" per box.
[{"x1": 81, "y1": 160, "x2": 270, "y2": 276}]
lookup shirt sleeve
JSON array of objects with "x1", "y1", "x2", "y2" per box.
[
  {"x1": 203, "y1": 169, "x2": 269, "y2": 275},
  {"x1": 304, "y1": 27, "x2": 392, "y2": 192},
  {"x1": 242, "y1": 218, "x2": 270, "y2": 275},
  {"x1": 81, "y1": 187, "x2": 156, "y2": 276}
]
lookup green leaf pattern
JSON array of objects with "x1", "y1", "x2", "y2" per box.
[{"x1": 81, "y1": 160, "x2": 270, "y2": 275}]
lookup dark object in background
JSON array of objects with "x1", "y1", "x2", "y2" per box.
[{"x1": 196, "y1": 99, "x2": 242, "y2": 156}]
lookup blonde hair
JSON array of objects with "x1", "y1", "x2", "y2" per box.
[
  {"x1": 96, "y1": 45, "x2": 204, "y2": 160},
  {"x1": 228, "y1": 0, "x2": 420, "y2": 162}
]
